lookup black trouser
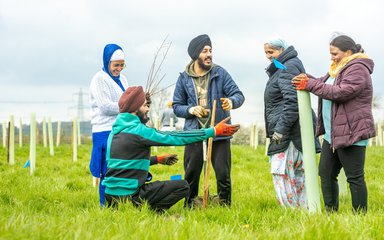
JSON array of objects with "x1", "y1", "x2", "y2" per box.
[
  {"x1": 184, "y1": 139, "x2": 231, "y2": 206},
  {"x1": 319, "y1": 140, "x2": 368, "y2": 212},
  {"x1": 105, "y1": 180, "x2": 189, "y2": 212}
]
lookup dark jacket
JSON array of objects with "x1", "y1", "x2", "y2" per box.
[
  {"x1": 306, "y1": 58, "x2": 376, "y2": 149},
  {"x1": 264, "y1": 46, "x2": 320, "y2": 155},
  {"x1": 173, "y1": 64, "x2": 245, "y2": 140}
]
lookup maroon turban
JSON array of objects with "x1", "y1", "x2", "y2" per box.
[{"x1": 118, "y1": 86, "x2": 146, "y2": 113}]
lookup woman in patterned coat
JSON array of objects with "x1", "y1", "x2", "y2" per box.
[{"x1": 264, "y1": 38, "x2": 320, "y2": 208}]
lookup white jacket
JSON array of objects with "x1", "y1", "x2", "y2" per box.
[{"x1": 89, "y1": 70, "x2": 128, "y2": 132}]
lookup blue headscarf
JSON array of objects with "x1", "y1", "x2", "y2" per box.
[
  {"x1": 265, "y1": 38, "x2": 289, "y2": 51},
  {"x1": 265, "y1": 38, "x2": 289, "y2": 70},
  {"x1": 102, "y1": 44, "x2": 125, "y2": 91}
]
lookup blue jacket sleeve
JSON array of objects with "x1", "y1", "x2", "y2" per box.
[
  {"x1": 173, "y1": 75, "x2": 194, "y2": 119},
  {"x1": 221, "y1": 68, "x2": 245, "y2": 109}
]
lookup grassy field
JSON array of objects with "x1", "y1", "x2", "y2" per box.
[{"x1": 0, "y1": 144, "x2": 383, "y2": 239}]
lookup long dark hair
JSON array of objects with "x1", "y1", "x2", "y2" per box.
[{"x1": 330, "y1": 35, "x2": 364, "y2": 53}]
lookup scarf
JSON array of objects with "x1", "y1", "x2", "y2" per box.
[
  {"x1": 102, "y1": 44, "x2": 125, "y2": 91},
  {"x1": 329, "y1": 53, "x2": 369, "y2": 78}
]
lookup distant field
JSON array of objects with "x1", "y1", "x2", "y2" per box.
[{"x1": 0, "y1": 144, "x2": 383, "y2": 239}]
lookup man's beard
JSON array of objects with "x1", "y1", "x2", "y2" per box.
[
  {"x1": 136, "y1": 110, "x2": 149, "y2": 124},
  {"x1": 197, "y1": 56, "x2": 212, "y2": 71}
]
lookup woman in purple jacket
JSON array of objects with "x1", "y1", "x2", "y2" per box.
[{"x1": 292, "y1": 35, "x2": 375, "y2": 213}]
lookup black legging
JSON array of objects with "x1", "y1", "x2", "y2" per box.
[
  {"x1": 319, "y1": 140, "x2": 368, "y2": 212},
  {"x1": 183, "y1": 139, "x2": 232, "y2": 206},
  {"x1": 105, "y1": 180, "x2": 189, "y2": 212}
]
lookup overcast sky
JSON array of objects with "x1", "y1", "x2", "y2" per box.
[{"x1": 1, "y1": 0, "x2": 383, "y2": 126}]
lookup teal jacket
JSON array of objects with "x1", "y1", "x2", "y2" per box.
[{"x1": 102, "y1": 113, "x2": 215, "y2": 196}]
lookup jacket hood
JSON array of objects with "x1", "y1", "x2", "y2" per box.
[
  {"x1": 276, "y1": 46, "x2": 298, "y2": 63},
  {"x1": 344, "y1": 58, "x2": 374, "y2": 74},
  {"x1": 266, "y1": 46, "x2": 298, "y2": 76},
  {"x1": 185, "y1": 60, "x2": 214, "y2": 77},
  {"x1": 112, "y1": 113, "x2": 140, "y2": 134},
  {"x1": 102, "y1": 44, "x2": 123, "y2": 82}
]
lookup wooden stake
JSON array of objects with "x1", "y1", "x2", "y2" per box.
[
  {"x1": 19, "y1": 117, "x2": 23, "y2": 147},
  {"x1": 48, "y1": 117, "x2": 54, "y2": 156},
  {"x1": 42, "y1": 117, "x2": 47, "y2": 147},
  {"x1": 77, "y1": 120, "x2": 81, "y2": 146},
  {"x1": 56, "y1": 121, "x2": 61, "y2": 147},
  {"x1": 265, "y1": 138, "x2": 270, "y2": 156},
  {"x1": 8, "y1": 116, "x2": 15, "y2": 165},
  {"x1": 7, "y1": 121, "x2": 10, "y2": 162},
  {"x1": 253, "y1": 123, "x2": 258, "y2": 149},
  {"x1": 36, "y1": 121, "x2": 39, "y2": 145},
  {"x1": 203, "y1": 100, "x2": 217, "y2": 209},
  {"x1": 250, "y1": 123, "x2": 255, "y2": 147},
  {"x1": 30, "y1": 113, "x2": 36, "y2": 175},
  {"x1": 2, "y1": 122, "x2": 6, "y2": 148},
  {"x1": 253, "y1": 123, "x2": 259, "y2": 149}
]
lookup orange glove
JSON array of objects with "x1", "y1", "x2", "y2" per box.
[
  {"x1": 214, "y1": 117, "x2": 240, "y2": 136},
  {"x1": 157, "y1": 154, "x2": 178, "y2": 165},
  {"x1": 292, "y1": 74, "x2": 309, "y2": 90}
]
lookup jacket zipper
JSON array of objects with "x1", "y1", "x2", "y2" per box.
[
  {"x1": 191, "y1": 78, "x2": 199, "y2": 107},
  {"x1": 330, "y1": 75, "x2": 336, "y2": 152}
]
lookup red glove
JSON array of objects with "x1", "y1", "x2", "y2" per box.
[
  {"x1": 214, "y1": 117, "x2": 240, "y2": 136},
  {"x1": 157, "y1": 154, "x2": 178, "y2": 165},
  {"x1": 292, "y1": 74, "x2": 309, "y2": 90}
]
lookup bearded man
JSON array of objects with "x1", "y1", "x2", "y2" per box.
[{"x1": 172, "y1": 34, "x2": 245, "y2": 207}]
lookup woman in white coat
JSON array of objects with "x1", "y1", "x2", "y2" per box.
[{"x1": 89, "y1": 44, "x2": 128, "y2": 206}]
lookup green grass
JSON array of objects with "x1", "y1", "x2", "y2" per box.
[{"x1": 0, "y1": 144, "x2": 383, "y2": 239}]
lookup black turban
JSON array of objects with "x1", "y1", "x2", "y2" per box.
[{"x1": 188, "y1": 34, "x2": 212, "y2": 60}]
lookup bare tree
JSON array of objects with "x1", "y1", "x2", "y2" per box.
[
  {"x1": 144, "y1": 35, "x2": 174, "y2": 127},
  {"x1": 148, "y1": 89, "x2": 171, "y2": 128}
]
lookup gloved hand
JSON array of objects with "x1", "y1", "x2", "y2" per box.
[
  {"x1": 271, "y1": 132, "x2": 283, "y2": 143},
  {"x1": 214, "y1": 117, "x2": 240, "y2": 136},
  {"x1": 188, "y1": 106, "x2": 208, "y2": 118},
  {"x1": 157, "y1": 154, "x2": 178, "y2": 165},
  {"x1": 220, "y1": 98, "x2": 233, "y2": 111},
  {"x1": 292, "y1": 73, "x2": 309, "y2": 90}
]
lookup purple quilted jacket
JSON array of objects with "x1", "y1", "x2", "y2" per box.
[{"x1": 306, "y1": 58, "x2": 376, "y2": 149}]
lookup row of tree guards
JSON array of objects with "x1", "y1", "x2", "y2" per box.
[
  {"x1": 2, "y1": 114, "x2": 81, "y2": 175},
  {"x1": 249, "y1": 124, "x2": 378, "y2": 150},
  {"x1": 1, "y1": 101, "x2": 381, "y2": 212}
]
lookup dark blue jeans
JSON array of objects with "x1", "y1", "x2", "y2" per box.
[{"x1": 319, "y1": 140, "x2": 367, "y2": 213}]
